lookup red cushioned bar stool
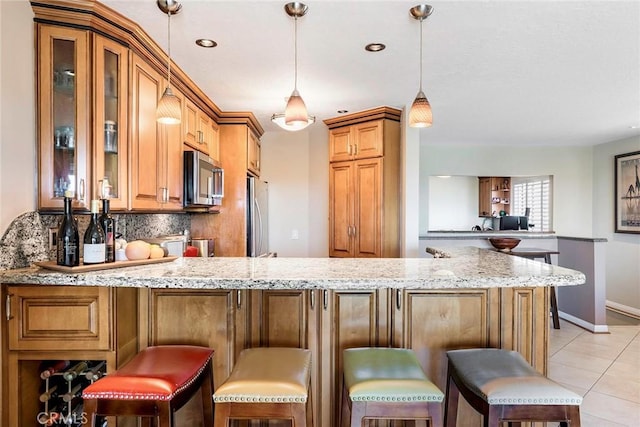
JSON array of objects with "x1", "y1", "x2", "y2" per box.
[{"x1": 82, "y1": 345, "x2": 214, "y2": 427}]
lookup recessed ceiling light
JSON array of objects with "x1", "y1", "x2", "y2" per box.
[
  {"x1": 630, "y1": 125, "x2": 640, "y2": 129},
  {"x1": 365, "y1": 43, "x2": 386, "y2": 52},
  {"x1": 337, "y1": 110, "x2": 349, "y2": 114},
  {"x1": 196, "y1": 39, "x2": 217, "y2": 48}
]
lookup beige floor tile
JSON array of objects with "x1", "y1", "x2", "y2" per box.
[
  {"x1": 617, "y1": 348, "x2": 640, "y2": 366},
  {"x1": 593, "y1": 373, "x2": 640, "y2": 404},
  {"x1": 606, "y1": 360, "x2": 640, "y2": 383},
  {"x1": 548, "y1": 361, "x2": 602, "y2": 390},
  {"x1": 579, "y1": 412, "x2": 628, "y2": 427},
  {"x1": 582, "y1": 390, "x2": 640, "y2": 426},
  {"x1": 563, "y1": 340, "x2": 627, "y2": 360},
  {"x1": 553, "y1": 380, "x2": 589, "y2": 397},
  {"x1": 550, "y1": 348, "x2": 614, "y2": 374}
]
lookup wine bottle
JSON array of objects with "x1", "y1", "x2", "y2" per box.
[
  {"x1": 83, "y1": 200, "x2": 106, "y2": 264},
  {"x1": 39, "y1": 384, "x2": 59, "y2": 402},
  {"x1": 40, "y1": 360, "x2": 70, "y2": 379},
  {"x1": 85, "y1": 361, "x2": 106, "y2": 381},
  {"x1": 57, "y1": 194, "x2": 79, "y2": 267},
  {"x1": 61, "y1": 383, "x2": 83, "y2": 402},
  {"x1": 62, "y1": 361, "x2": 88, "y2": 382},
  {"x1": 99, "y1": 199, "x2": 115, "y2": 263}
]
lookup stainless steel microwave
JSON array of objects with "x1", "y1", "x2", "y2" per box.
[{"x1": 183, "y1": 150, "x2": 223, "y2": 207}]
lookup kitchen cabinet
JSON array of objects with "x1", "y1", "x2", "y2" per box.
[
  {"x1": 37, "y1": 25, "x2": 90, "y2": 210},
  {"x1": 478, "y1": 176, "x2": 511, "y2": 217},
  {"x1": 93, "y1": 34, "x2": 129, "y2": 210},
  {"x1": 3, "y1": 284, "x2": 138, "y2": 427},
  {"x1": 183, "y1": 98, "x2": 220, "y2": 161},
  {"x1": 140, "y1": 288, "x2": 248, "y2": 427},
  {"x1": 130, "y1": 53, "x2": 183, "y2": 211},
  {"x1": 37, "y1": 26, "x2": 130, "y2": 211},
  {"x1": 325, "y1": 107, "x2": 401, "y2": 258},
  {"x1": 329, "y1": 120, "x2": 384, "y2": 162},
  {"x1": 247, "y1": 129, "x2": 261, "y2": 176}
]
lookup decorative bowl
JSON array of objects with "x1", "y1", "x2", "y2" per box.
[{"x1": 488, "y1": 237, "x2": 521, "y2": 252}]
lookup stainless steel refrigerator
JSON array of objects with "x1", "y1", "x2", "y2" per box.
[{"x1": 247, "y1": 177, "x2": 270, "y2": 257}]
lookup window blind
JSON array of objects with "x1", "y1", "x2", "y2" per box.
[{"x1": 512, "y1": 176, "x2": 552, "y2": 231}]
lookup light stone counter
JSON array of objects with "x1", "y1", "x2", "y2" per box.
[{"x1": 0, "y1": 247, "x2": 585, "y2": 289}]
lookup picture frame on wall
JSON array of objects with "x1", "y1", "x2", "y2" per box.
[{"x1": 615, "y1": 150, "x2": 640, "y2": 234}]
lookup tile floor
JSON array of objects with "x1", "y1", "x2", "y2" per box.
[{"x1": 547, "y1": 313, "x2": 640, "y2": 426}]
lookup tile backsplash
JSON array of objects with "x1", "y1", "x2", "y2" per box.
[{"x1": 0, "y1": 211, "x2": 190, "y2": 270}]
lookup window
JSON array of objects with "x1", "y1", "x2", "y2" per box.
[{"x1": 511, "y1": 176, "x2": 553, "y2": 231}]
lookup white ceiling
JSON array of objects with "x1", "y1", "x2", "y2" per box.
[{"x1": 102, "y1": 0, "x2": 640, "y2": 146}]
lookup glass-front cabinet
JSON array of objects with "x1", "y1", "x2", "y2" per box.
[
  {"x1": 93, "y1": 35, "x2": 128, "y2": 210},
  {"x1": 37, "y1": 25, "x2": 128, "y2": 211},
  {"x1": 38, "y1": 25, "x2": 90, "y2": 210}
]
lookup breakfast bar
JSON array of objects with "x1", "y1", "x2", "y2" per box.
[{"x1": 0, "y1": 248, "x2": 585, "y2": 427}]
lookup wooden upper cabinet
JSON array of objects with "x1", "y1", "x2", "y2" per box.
[
  {"x1": 478, "y1": 176, "x2": 511, "y2": 217},
  {"x1": 478, "y1": 177, "x2": 492, "y2": 217},
  {"x1": 326, "y1": 107, "x2": 401, "y2": 258},
  {"x1": 183, "y1": 97, "x2": 218, "y2": 159},
  {"x1": 37, "y1": 25, "x2": 91, "y2": 210},
  {"x1": 329, "y1": 120, "x2": 384, "y2": 163},
  {"x1": 247, "y1": 130, "x2": 261, "y2": 176},
  {"x1": 93, "y1": 34, "x2": 129, "y2": 210},
  {"x1": 130, "y1": 54, "x2": 183, "y2": 211}
]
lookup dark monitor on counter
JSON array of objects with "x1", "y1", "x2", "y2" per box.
[
  {"x1": 499, "y1": 215, "x2": 520, "y2": 230},
  {"x1": 519, "y1": 216, "x2": 529, "y2": 230}
]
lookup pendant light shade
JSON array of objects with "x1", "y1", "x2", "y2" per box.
[
  {"x1": 409, "y1": 90, "x2": 432, "y2": 128},
  {"x1": 156, "y1": 0, "x2": 182, "y2": 124},
  {"x1": 271, "y1": 2, "x2": 314, "y2": 131},
  {"x1": 157, "y1": 87, "x2": 182, "y2": 125},
  {"x1": 409, "y1": 4, "x2": 433, "y2": 128}
]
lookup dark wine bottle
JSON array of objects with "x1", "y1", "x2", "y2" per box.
[
  {"x1": 62, "y1": 361, "x2": 88, "y2": 382},
  {"x1": 99, "y1": 199, "x2": 115, "y2": 263},
  {"x1": 83, "y1": 200, "x2": 105, "y2": 264},
  {"x1": 39, "y1": 384, "x2": 59, "y2": 402},
  {"x1": 40, "y1": 360, "x2": 70, "y2": 379},
  {"x1": 56, "y1": 194, "x2": 79, "y2": 267},
  {"x1": 85, "y1": 361, "x2": 106, "y2": 381}
]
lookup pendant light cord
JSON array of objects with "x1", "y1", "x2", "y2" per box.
[
  {"x1": 293, "y1": 16, "x2": 298, "y2": 91},
  {"x1": 419, "y1": 18, "x2": 423, "y2": 92},
  {"x1": 167, "y1": 11, "x2": 172, "y2": 89}
]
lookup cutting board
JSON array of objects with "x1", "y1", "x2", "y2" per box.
[{"x1": 34, "y1": 256, "x2": 178, "y2": 273}]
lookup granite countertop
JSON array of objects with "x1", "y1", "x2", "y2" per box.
[
  {"x1": 0, "y1": 247, "x2": 585, "y2": 290},
  {"x1": 421, "y1": 231, "x2": 556, "y2": 239}
]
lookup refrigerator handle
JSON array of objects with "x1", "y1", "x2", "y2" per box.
[{"x1": 255, "y1": 197, "x2": 263, "y2": 256}]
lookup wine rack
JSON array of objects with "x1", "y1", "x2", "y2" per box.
[{"x1": 37, "y1": 360, "x2": 107, "y2": 426}]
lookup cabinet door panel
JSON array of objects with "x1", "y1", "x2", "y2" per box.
[
  {"x1": 354, "y1": 159, "x2": 382, "y2": 257},
  {"x1": 258, "y1": 290, "x2": 309, "y2": 348},
  {"x1": 162, "y1": 87, "x2": 184, "y2": 210},
  {"x1": 130, "y1": 55, "x2": 161, "y2": 209},
  {"x1": 329, "y1": 162, "x2": 353, "y2": 257},
  {"x1": 7, "y1": 285, "x2": 110, "y2": 351},
  {"x1": 329, "y1": 127, "x2": 353, "y2": 162},
  {"x1": 353, "y1": 120, "x2": 383, "y2": 159}
]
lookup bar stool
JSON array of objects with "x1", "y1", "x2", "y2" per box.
[
  {"x1": 213, "y1": 347, "x2": 312, "y2": 426},
  {"x1": 342, "y1": 347, "x2": 444, "y2": 427},
  {"x1": 445, "y1": 348, "x2": 582, "y2": 427},
  {"x1": 82, "y1": 345, "x2": 214, "y2": 427}
]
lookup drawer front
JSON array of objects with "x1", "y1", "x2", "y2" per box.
[{"x1": 7, "y1": 286, "x2": 110, "y2": 351}]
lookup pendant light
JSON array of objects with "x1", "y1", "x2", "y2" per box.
[
  {"x1": 156, "y1": 0, "x2": 182, "y2": 125},
  {"x1": 409, "y1": 4, "x2": 433, "y2": 128},
  {"x1": 271, "y1": 2, "x2": 315, "y2": 131}
]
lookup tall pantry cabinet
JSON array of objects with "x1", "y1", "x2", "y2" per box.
[{"x1": 324, "y1": 107, "x2": 402, "y2": 258}]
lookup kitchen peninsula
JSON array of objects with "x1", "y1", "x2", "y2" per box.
[{"x1": 1, "y1": 248, "x2": 585, "y2": 427}]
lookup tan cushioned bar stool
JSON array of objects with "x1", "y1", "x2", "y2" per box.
[
  {"x1": 342, "y1": 348, "x2": 444, "y2": 427},
  {"x1": 445, "y1": 348, "x2": 582, "y2": 427},
  {"x1": 213, "y1": 347, "x2": 312, "y2": 426},
  {"x1": 82, "y1": 345, "x2": 214, "y2": 427}
]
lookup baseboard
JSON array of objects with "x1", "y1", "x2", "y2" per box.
[
  {"x1": 558, "y1": 311, "x2": 609, "y2": 333},
  {"x1": 606, "y1": 300, "x2": 640, "y2": 319}
]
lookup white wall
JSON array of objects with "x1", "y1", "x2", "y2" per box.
[
  {"x1": 0, "y1": 0, "x2": 36, "y2": 235},
  {"x1": 593, "y1": 136, "x2": 640, "y2": 313},
  {"x1": 428, "y1": 176, "x2": 478, "y2": 230},
  {"x1": 260, "y1": 124, "x2": 328, "y2": 257},
  {"x1": 419, "y1": 144, "x2": 594, "y2": 237}
]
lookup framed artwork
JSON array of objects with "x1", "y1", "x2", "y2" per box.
[{"x1": 615, "y1": 150, "x2": 640, "y2": 233}]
